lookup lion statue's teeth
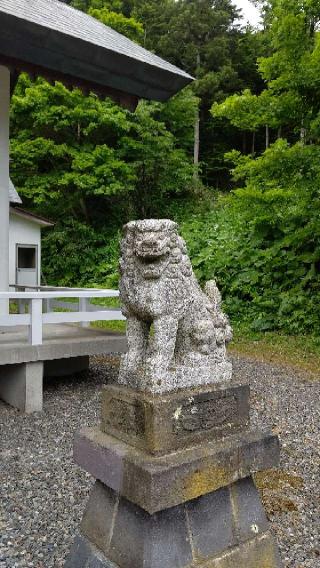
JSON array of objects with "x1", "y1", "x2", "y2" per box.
[{"x1": 118, "y1": 219, "x2": 232, "y2": 394}]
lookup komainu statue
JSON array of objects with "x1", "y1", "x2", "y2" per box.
[{"x1": 119, "y1": 219, "x2": 232, "y2": 393}]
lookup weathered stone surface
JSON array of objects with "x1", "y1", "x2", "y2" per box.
[
  {"x1": 109, "y1": 490, "x2": 192, "y2": 568},
  {"x1": 65, "y1": 533, "x2": 91, "y2": 567},
  {"x1": 65, "y1": 534, "x2": 117, "y2": 567},
  {"x1": 74, "y1": 427, "x2": 280, "y2": 514},
  {"x1": 76, "y1": 484, "x2": 194, "y2": 568},
  {"x1": 101, "y1": 383, "x2": 250, "y2": 454},
  {"x1": 186, "y1": 487, "x2": 234, "y2": 559},
  {"x1": 64, "y1": 219, "x2": 282, "y2": 566},
  {"x1": 118, "y1": 219, "x2": 233, "y2": 393},
  {"x1": 67, "y1": 478, "x2": 281, "y2": 568},
  {"x1": 230, "y1": 477, "x2": 269, "y2": 542},
  {"x1": 81, "y1": 480, "x2": 118, "y2": 556},
  {"x1": 201, "y1": 532, "x2": 282, "y2": 567}
]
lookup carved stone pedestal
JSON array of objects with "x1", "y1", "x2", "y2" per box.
[
  {"x1": 66, "y1": 478, "x2": 280, "y2": 568},
  {"x1": 65, "y1": 383, "x2": 282, "y2": 568}
]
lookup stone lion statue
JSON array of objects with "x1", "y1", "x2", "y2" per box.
[{"x1": 118, "y1": 219, "x2": 232, "y2": 393}]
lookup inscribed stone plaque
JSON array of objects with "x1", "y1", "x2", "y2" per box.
[
  {"x1": 173, "y1": 395, "x2": 238, "y2": 434},
  {"x1": 101, "y1": 383, "x2": 250, "y2": 454}
]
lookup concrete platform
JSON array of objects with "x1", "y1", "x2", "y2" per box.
[
  {"x1": 0, "y1": 324, "x2": 127, "y2": 365},
  {"x1": 0, "y1": 324, "x2": 127, "y2": 412}
]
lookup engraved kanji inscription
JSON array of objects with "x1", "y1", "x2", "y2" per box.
[{"x1": 173, "y1": 395, "x2": 238, "y2": 433}]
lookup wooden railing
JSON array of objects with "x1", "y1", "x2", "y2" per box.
[{"x1": 0, "y1": 289, "x2": 125, "y2": 346}]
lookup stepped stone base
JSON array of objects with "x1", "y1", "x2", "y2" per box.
[
  {"x1": 74, "y1": 426, "x2": 279, "y2": 513},
  {"x1": 66, "y1": 377, "x2": 282, "y2": 567},
  {"x1": 65, "y1": 477, "x2": 281, "y2": 568}
]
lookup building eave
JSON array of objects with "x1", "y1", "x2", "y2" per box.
[
  {"x1": 0, "y1": 0, "x2": 193, "y2": 107},
  {"x1": 10, "y1": 206, "x2": 54, "y2": 228}
]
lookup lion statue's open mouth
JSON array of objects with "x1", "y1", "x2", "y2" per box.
[
  {"x1": 133, "y1": 225, "x2": 171, "y2": 279},
  {"x1": 137, "y1": 252, "x2": 169, "y2": 279}
]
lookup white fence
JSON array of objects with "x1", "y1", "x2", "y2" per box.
[{"x1": 0, "y1": 289, "x2": 125, "y2": 346}]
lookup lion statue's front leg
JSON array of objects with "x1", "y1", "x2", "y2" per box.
[
  {"x1": 119, "y1": 315, "x2": 179, "y2": 390},
  {"x1": 120, "y1": 316, "x2": 150, "y2": 376},
  {"x1": 145, "y1": 315, "x2": 179, "y2": 384}
]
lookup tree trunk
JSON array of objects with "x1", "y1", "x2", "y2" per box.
[
  {"x1": 251, "y1": 131, "x2": 256, "y2": 155},
  {"x1": 193, "y1": 108, "x2": 200, "y2": 178},
  {"x1": 193, "y1": 50, "x2": 201, "y2": 181},
  {"x1": 242, "y1": 131, "x2": 247, "y2": 154},
  {"x1": 300, "y1": 123, "x2": 307, "y2": 144},
  {"x1": 266, "y1": 125, "x2": 269, "y2": 149},
  {"x1": 79, "y1": 197, "x2": 90, "y2": 223}
]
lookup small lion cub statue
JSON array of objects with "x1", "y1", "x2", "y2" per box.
[{"x1": 118, "y1": 219, "x2": 232, "y2": 394}]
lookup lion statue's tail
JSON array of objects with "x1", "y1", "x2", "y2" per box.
[
  {"x1": 205, "y1": 279, "x2": 233, "y2": 345},
  {"x1": 204, "y1": 279, "x2": 222, "y2": 312}
]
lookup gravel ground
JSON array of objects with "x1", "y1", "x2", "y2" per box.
[{"x1": 0, "y1": 354, "x2": 319, "y2": 567}]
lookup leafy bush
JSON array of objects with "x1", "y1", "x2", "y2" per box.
[
  {"x1": 42, "y1": 220, "x2": 121, "y2": 287},
  {"x1": 181, "y1": 140, "x2": 320, "y2": 334}
]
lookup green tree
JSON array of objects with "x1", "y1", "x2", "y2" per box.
[
  {"x1": 10, "y1": 0, "x2": 273, "y2": 290},
  {"x1": 64, "y1": 0, "x2": 269, "y2": 186},
  {"x1": 201, "y1": 0, "x2": 320, "y2": 333},
  {"x1": 212, "y1": 0, "x2": 320, "y2": 147},
  {"x1": 10, "y1": 73, "x2": 196, "y2": 284},
  {"x1": 88, "y1": 7, "x2": 144, "y2": 42},
  {"x1": 10, "y1": 75, "x2": 135, "y2": 222},
  {"x1": 122, "y1": 98, "x2": 196, "y2": 217},
  {"x1": 133, "y1": 0, "x2": 244, "y2": 183}
]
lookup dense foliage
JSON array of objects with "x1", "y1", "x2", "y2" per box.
[
  {"x1": 205, "y1": 0, "x2": 320, "y2": 333},
  {"x1": 10, "y1": 0, "x2": 320, "y2": 334},
  {"x1": 64, "y1": 0, "x2": 267, "y2": 186},
  {"x1": 10, "y1": 76, "x2": 196, "y2": 284},
  {"x1": 182, "y1": 140, "x2": 320, "y2": 334}
]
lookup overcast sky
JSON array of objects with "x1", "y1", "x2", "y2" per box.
[{"x1": 233, "y1": 0, "x2": 261, "y2": 27}]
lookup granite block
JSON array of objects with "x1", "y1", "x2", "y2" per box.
[
  {"x1": 101, "y1": 383, "x2": 250, "y2": 455},
  {"x1": 186, "y1": 487, "x2": 233, "y2": 561},
  {"x1": 81, "y1": 481, "x2": 118, "y2": 555},
  {"x1": 64, "y1": 534, "x2": 118, "y2": 568},
  {"x1": 230, "y1": 477, "x2": 268, "y2": 542},
  {"x1": 109, "y1": 495, "x2": 192, "y2": 568},
  {"x1": 66, "y1": 479, "x2": 281, "y2": 568},
  {"x1": 239, "y1": 431, "x2": 280, "y2": 471},
  {"x1": 78, "y1": 483, "x2": 193, "y2": 568},
  {"x1": 200, "y1": 532, "x2": 282, "y2": 567},
  {"x1": 145, "y1": 507, "x2": 192, "y2": 568},
  {"x1": 65, "y1": 534, "x2": 90, "y2": 567},
  {"x1": 74, "y1": 427, "x2": 280, "y2": 513}
]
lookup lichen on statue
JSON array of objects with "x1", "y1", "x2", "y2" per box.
[{"x1": 119, "y1": 219, "x2": 232, "y2": 393}]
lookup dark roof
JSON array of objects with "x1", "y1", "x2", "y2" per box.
[
  {"x1": 9, "y1": 178, "x2": 22, "y2": 204},
  {"x1": 8, "y1": 178, "x2": 53, "y2": 225},
  {"x1": 0, "y1": 0, "x2": 192, "y2": 106},
  {"x1": 10, "y1": 206, "x2": 54, "y2": 227}
]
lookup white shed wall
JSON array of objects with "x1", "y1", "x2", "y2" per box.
[{"x1": 9, "y1": 213, "x2": 41, "y2": 286}]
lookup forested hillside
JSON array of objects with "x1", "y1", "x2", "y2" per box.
[{"x1": 10, "y1": 0, "x2": 320, "y2": 334}]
